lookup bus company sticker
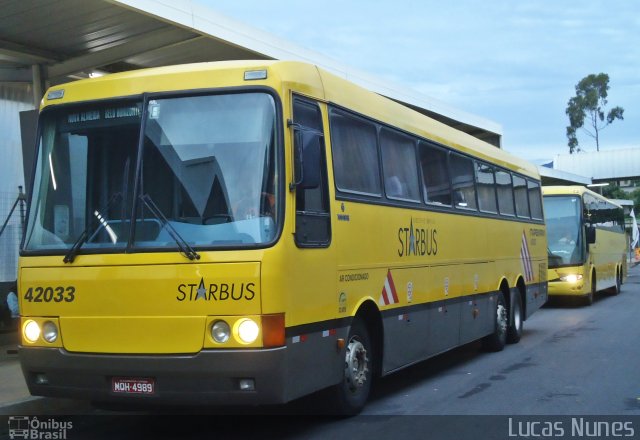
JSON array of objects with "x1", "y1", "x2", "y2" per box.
[
  {"x1": 474, "y1": 274, "x2": 479, "y2": 291},
  {"x1": 444, "y1": 277, "x2": 449, "y2": 296},
  {"x1": 407, "y1": 281, "x2": 413, "y2": 303},
  {"x1": 337, "y1": 202, "x2": 350, "y2": 222},
  {"x1": 338, "y1": 292, "x2": 347, "y2": 313}
]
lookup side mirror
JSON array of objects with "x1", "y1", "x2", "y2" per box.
[
  {"x1": 291, "y1": 125, "x2": 322, "y2": 190},
  {"x1": 586, "y1": 226, "x2": 596, "y2": 244}
]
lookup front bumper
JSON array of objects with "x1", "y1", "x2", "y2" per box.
[
  {"x1": 547, "y1": 280, "x2": 588, "y2": 297},
  {"x1": 19, "y1": 346, "x2": 288, "y2": 405}
]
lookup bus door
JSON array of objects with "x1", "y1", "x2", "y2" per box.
[{"x1": 285, "y1": 96, "x2": 336, "y2": 397}]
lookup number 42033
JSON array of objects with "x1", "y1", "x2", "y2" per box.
[{"x1": 23, "y1": 286, "x2": 76, "y2": 303}]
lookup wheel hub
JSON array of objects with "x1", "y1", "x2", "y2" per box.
[
  {"x1": 345, "y1": 338, "x2": 369, "y2": 390},
  {"x1": 497, "y1": 304, "x2": 507, "y2": 335}
]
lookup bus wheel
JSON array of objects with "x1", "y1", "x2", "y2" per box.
[
  {"x1": 483, "y1": 292, "x2": 507, "y2": 352},
  {"x1": 506, "y1": 292, "x2": 523, "y2": 344},
  {"x1": 585, "y1": 275, "x2": 595, "y2": 306},
  {"x1": 611, "y1": 268, "x2": 621, "y2": 295},
  {"x1": 329, "y1": 317, "x2": 373, "y2": 415}
]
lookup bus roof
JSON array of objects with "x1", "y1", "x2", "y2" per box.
[
  {"x1": 542, "y1": 185, "x2": 623, "y2": 208},
  {"x1": 41, "y1": 60, "x2": 538, "y2": 179}
]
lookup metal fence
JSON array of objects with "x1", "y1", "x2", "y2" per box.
[{"x1": 0, "y1": 187, "x2": 26, "y2": 283}]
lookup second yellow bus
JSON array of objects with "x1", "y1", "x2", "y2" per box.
[{"x1": 543, "y1": 186, "x2": 627, "y2": 305}]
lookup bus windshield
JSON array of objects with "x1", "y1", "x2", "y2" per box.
[
  {"x1": 24, "y1": 92, "x2": 279, "y2": 254},
  {"x1": 543, "y1": 195, "x2": 584, "y2": 268}
]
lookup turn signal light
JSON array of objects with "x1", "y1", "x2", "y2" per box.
[{"x1": 261, "y1": 314, "x2": 285, "y2": 348}]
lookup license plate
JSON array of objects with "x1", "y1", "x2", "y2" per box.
[{"x1": 112, "y1": 377, "x2": 155, "y2": 395}]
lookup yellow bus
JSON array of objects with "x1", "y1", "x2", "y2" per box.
[
  {"x1": 543, "y1": 186, "x2": 626, "y2": 305},
  {"x1": 19, "y1": 61, "x2": 547, "y2": 414}
]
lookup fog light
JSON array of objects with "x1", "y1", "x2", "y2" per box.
[
  {"x1": 24, "y1": 320, "x2": 41, "y2": 343},
  {"x1": 42, "y1": 321, "x2": 58, "y2": 343},
  {"x1": 35, "y1": 373, "x2": 49, "y2": 385},
  {"x1": 211, "y1": 320, "x2": 230, "y2": 343},
  {"x1": 237, "y1": 319, "x2": 259, "y2": 344},
  {"x1": 239, "y1": 378, "x2": 255, "y2": 391}
]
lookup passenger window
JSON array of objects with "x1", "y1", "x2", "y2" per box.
[
  {"x1": 380, "y1": 128, "x2": 420, "y2": 202},
  {"x1": 330, "y1": 110, "x2": 381, "y2": 196},
  {"x1": 450, "y1": 153, "x2": 477, "y2": 210},
  {"x1": 495, "y1": 170, "x2": 515, "y2": 216},
  {"x1": 527, "y1": 180, "x2": 543, "y2": 220},
  {"x1": 419, "y1": 142, "x2": 452, "y2": 206},
  {"x1": 513, "y1": 175, "x2": 530, "y2": 218},
  {"x1": 476, "y1": 162, "x2": 497, "y2": 214}
]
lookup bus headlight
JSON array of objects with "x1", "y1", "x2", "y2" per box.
[
  {"x1": 237, "y1": 319, "x2": 260, "y2": 344},
  {"x1": 211, "y1": 320, "x2": 230, "y2": 343},
  {"x1": 560, "y1": 274, "x2": 583, "y2": 283},
  {"x1": 24, "y1": 320, "x2": 41, "y2": 343},
  {"x1": 42, "y1": 321, "x2": 58, "y2": 343}
]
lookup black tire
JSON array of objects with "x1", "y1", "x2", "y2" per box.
[
  {"x1": 506, "y1": 291, "x2": 523, "y2": 344},
  {"x1": 584, "y1": 273, "x2": 595, "y2": 306},
  {"x1": 327, "y1": 317, "x2": 373, "y2": 416},
  {"x1": 483, "y1": 292, "x2": 507, "y2": 352},
  {"x1": 610, "y1": 267, "x2": 621, "y2": 295}
]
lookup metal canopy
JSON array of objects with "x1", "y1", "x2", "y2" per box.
[
  {"x1": 0, "y1": 0, "x2": 268, "y2": 83},
  {"x1": 0, "y1": 0, "x2": 502, "y2": 146}
]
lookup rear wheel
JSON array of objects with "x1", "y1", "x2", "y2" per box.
[
  {"x1": 506, "y1": 291, "x2": 523, "y2": 344},
  {"x1": 483, "y1": 292, "x2": 507, "y2": 352},
  {"x1": 328, "y1": 317, "x2": 373, "y2": 415}
]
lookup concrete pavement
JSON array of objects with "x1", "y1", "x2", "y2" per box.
[{"x1": 0, "y1": 329, "x2": 38, "y2": 413}]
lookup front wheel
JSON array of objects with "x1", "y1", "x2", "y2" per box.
[
  {"x1": 584, "y1": 274, "x2": 595, "y2": 306},
  {"x1": 327, "y1": 317, "x2": 373, "y2": 415},
  {"x1": 610, "y1": 267, "x2": 621, "y2": 295},
  {"x1": 483, "y1": 292, "x2": 507, "y2": 352}
]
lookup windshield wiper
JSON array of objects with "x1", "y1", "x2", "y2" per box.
[
  {"x1": 63, "y1": 192, "x2": 122, "y2": 264},
  {"x1": 139, "y1": 193, "x2": 201, "y2": 261}
]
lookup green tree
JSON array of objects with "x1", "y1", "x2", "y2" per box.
[
  {"x1": 632, "y1": 188, "x2": 640, "y2": 211},
  {"x1": 603, "y1": 185, "x2": 629, "y2": 200},
  {"x1": 565, "y1": 73, "x2": 624, "y2": 153}
]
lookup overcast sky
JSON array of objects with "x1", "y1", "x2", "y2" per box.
[{"x1": 198, "y1": 0, "x2": 639, "y2": 162}]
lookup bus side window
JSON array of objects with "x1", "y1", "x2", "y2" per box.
[
  {"x1": 495, "y1": 170, "x2": 515, "y2": 216},
  {"x1": 513, "y1": 175, "x2": 530, "y2": 218},
  {"x1": 476, "y1": 162, "x2": 497, "y2": 214},
  {"x1": 419, "y1": 142, "x2": 452, "y2": 206},
  {"x1": 330, "y1": 109, "x2": 381, "y2": 196},
  {"x1": 292, "y1": 97, "x2": 331, "y2": 247},
  {"x1": 380, "y1": 128, "x2": 420, "y2": 202},
  {"x1": 527, "y1": 180, "x2": 543, "y2": 220},
  {"x1": 450, "y1": 153, "x2": 477, "y2": 210}
]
